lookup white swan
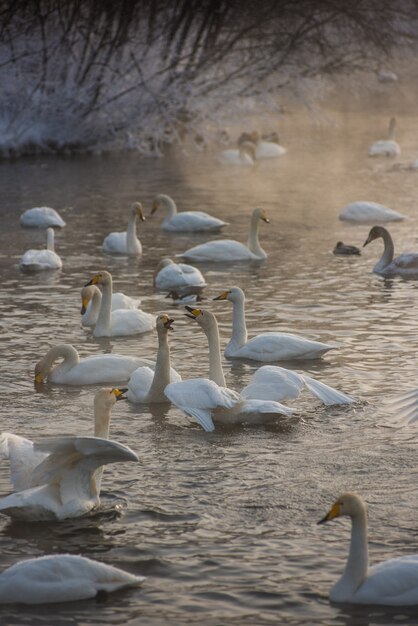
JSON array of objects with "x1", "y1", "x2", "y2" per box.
[
  {"x1": 339, "y1": 201, "x2": 406, "y2": 223},
  {"x1": 34, "y1": 344, "x2": 156, "y2": 385},
  {"x1": 368, "y1": 117, "x2": 401, "y2": 157},
  {"x1": 213, "y1": 287, "x2": 334, "y2": 361},
  {"x1": 127, "y1": 314, "x2": 181, "y2": 403},
  {"x1": 85, "y1": 271, "x2": 155, "y2": 337},
  {"x1": 20, "y1": 227, "x2": 62, "y2": 271},
  {"x1": 240, "y1": 131, "x2": 286, "y2": 159},
  {"x1": 165, "y1": 308, "x2": 293, "y2": 432},
  {"x1": 217, "y1": 141, "x2": 256, "y2": 166},
  {"x1": 0, "y1": 388, "x2": 138, "y2": 521},
  {"x1": 363, "y1": 225, "x2": 418, "y2": 278},
  {"x1": 179, "y1": 208, "x2": 269, "y2": 263},
  {"x1": 80, "y1": 285, "x2": 142, "y2": 328},
  {"x1": 0, "y1": 554, "x2": 145, "y2": 604},
  {"x1": 318, "y1": 492, "x2": 418, "y2": 605},
  {"x1": 151, "y1": 194, "x2": 227, "y2": 232},
  {"x1": 102, "y1": 202, "x2": 145, "y2": 255},
  {"x1": 20, "y1": 206, "x2": 66, "y2": 228},
  {"x1": 154, "y1": 257, "x2": 207, "y2": 295}
]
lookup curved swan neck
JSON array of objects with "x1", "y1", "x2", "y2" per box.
[
  {"x1": 162, "y1": 195, "x2": 178, "y2": 218},
  {"x1": 204, "y1": 317, "x2": 226, "y2": 387},
  {"x1": 148, "y1": 330, "x2": 171, "y2": 400},
  {"x1": 334, "y1": 511, "x2": 369, "y2": 600},
  {"x1": 376, "y1": 229, "x2": 394, "y2": 271},
  {"x1": 94, "y1": 275, "x2": 112, "y2": 337},
  {"x1": 388, "y1": 117, "x2": 396, "y2": 140},
  {"x1": 228, "y1": 293, "x2": 248, "y2": 351},
  {"x1": 46, "y1": 344, "x2": 80, "y2": 375},
  {"x1": 88, "y1": 287, "x2": 102, "y2": 321},
  {"x1": 46, "y1": 228, "x2": 55, "y2": 251},
  {"x1": 126, "y1": 209, "x2": 139, "y2": 253},
  {"x1": 247, "y1": 212, "x2": 266, "y2": 258}
]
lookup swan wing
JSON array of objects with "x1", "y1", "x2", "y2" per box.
[
  {"x1": 0, "y1": 554, "x2": 144, "y2": 604},
  {"x1": 233, "y1": 333, "x2": 333, "y2": 361},
  {"x1": 112, "y1": 292, "x2": 141, "y2": 309},
  {"x1": 392, "y1": 253, "x2": 418, "y2": 270},
  {"x1": 239, "y1": 398, "x2": 293, "y2": 419},
  {"x1": 127, "y1": 366, "x2": 155, "y2": 402},
  {"x1": 339, "y1": 202, "x2": 405, "y2": 223},
  {"x1": 20, "y1": 250, "x2": 62, "y2": 271},
  {"x1": 165, "y1": 212, "x2": 226, "y2": 232},
  {"x1": 241, "y1": 365, "x2": 305, "y2": 401},
  {"x1": 301, "y1": 375, "x2": 354, "y2": 405},
  {"x1": 110, "y1": 309, "x2": 155, "y2": 336},
  {"x1": 351, "y1": 556, "x2": 418, "y2": 605},
  {"x1": 103, "y1": 232, "x2": 127, "y2": 254},
  {"x1": 52, "y1": 355, "x2": 151, "y2": 385},
  {"x1": 386, "y1": 388, "x2": 418, "y2": 425},
  {"x1": 156, "y1": 263, "x2": 206, "y2": 290},
  {"x1": 180, "y1": 240, "x2": 253, "y2": 262},
  {"x1": 0, "y1": 433, "x2": 46, "y2": 491},
  {"x1": 20, "y1": 207, "x2": 66, "y2": 228},
  {"x1": 165, "y1": 379, "x2": 240, "y2": 431}
]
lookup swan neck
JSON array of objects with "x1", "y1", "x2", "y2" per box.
[
  {"x1": 148, "y1": 331, "x2": 171, "y2": 400},
  {"x1": 46, "y1": 229, "x2": 54, "y2": 251},
  {"x1": 205, "y1": 319, "x2": 226, "y2": 387},
  {"x1": 388, "y1": 118, "x2": 396, "y2": 139},
  {"x1": 126, "y1": 211, "x2": 138, "y2": 253},
  {"x1": 164, "y1": 196, "x2": 177, "y2": 218},
  {"x1": 95, "y1": 278, "x2": 112, "y2": 336},
  {"x1": 376, "y1": 230, "x2": 394, "y2": 270},
  {"x1": 93, "y1": 404, "x2": 112, "y2": 493},
  {"x1": 338, "y1": 512, "x2": 369, "y2": 598},
  {"x1": 247, "y1": 213, "x2": 265, "y2": 258},
  {"x1": 228, "y1": 296, "x2": 248, "y2": 351},
  {"x1": 46, "y1": 345, "x2": 80, "y2": 377}
]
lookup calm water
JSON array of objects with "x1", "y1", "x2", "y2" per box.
[{"x1": 2, "y1": 111, "x2": 418, "y2": 624}]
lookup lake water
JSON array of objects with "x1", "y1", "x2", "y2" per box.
[{"x1": 2, "y1": 110, "x2": 418, "y2": 624}]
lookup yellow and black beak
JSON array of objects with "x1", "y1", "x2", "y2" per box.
[
  {"x1": 112, "y1": 388, "x2": 128, "y2": 401},
  {"x1": 34, "y1": 372, "x2": 44, "y2": 384},
  {"x1": 136, "y1": 204, "x2": 146, "y2": 222},
  {"x1": 163, "y1": 316, "x2": 175, "y2": 330},
  {"x1": 262, "y1": 215, "x2": 270, "y2": 223},
  {"x1": 80, "y1": 297, "x2": 90, "y2": 315},
  {"x1": 150, "y1": 200, "x2": 158, "y2": 216},
  {"x1": 85, "y1": 274, "x2": 100, "y2": 287},
  {"x1": 213, "y1": 290, "x2": 229, "y2": 301},
  {"x1": 317, "y1": 502, "x2": 341, "y2": 525},
  {"x1": 184, "y1": 306, "x2": 201, "y2": 319}
]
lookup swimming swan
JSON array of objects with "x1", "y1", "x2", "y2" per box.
[
  {"x1": 318, "y1": 492, "x2": 418, "y2": 605},
  {"x1": 179, "y1": 208, "x2": 269, "y2": 262},
  {"x1": 85, "y1": 271, "x2": 155, "y2": 337},
  {"x1": 80, "y1": 285, "x2": 142, "y2": 328},
  {"x1": 20, "y1": 206, "x2": 66, "y2": 228},
  {"x1": 0, "y1": 388, "x2": 138, "y2": 521},
  {"x1": 127, "y1": 314, "x2": 181, "y2": 403},
  {"x1": 0, "y1": 554, "x2": 145, "y2": 604},
  {"x1": 102, "y1": 202, "x2": 145, "y2": 255},
  {"x1": 154, "y1": 258, "x2": 207, "y2": 295},
  {"x1": 165, "y1": 308, "x2": 293, "y2": 432},
  {"x1": 339, "y1": 201, "x2": 406, "y2": 223},
  {"x1": 213, "y1": 287, "x2": 334, "y2": 361},
  {"x1": 151, "y1": 194, "x2": 227, "y2": 232},
  {"x1": 34, "y1": 343, "x2": 156, "y2": 385},
  {"x1": 217, "y1": 141, "x2": 256, "y2": 166},
  {"x1": 20, "y1": 228, "x2": 62, "y2": 271},
  {"x1": 368, "y1": 117, "x2": 401, "y2": 157},
  {"x1": 241, "y1": 131, "x2": 286, "y2": 159},
  {"x1": 363, "y1": 225, "x2": 418, "y2": 278}
]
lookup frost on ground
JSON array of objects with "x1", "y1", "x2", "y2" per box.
[{"x1": 0, "y1": 1, "x2": 415, "y2": 157}]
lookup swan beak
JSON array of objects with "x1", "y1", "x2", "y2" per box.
[
  {"x1": 363, "y1": 235, "x2": 372, "y2": 247},
  {"x1": 80, "y1": 297, "x2": 89, "y2": 315},
  {"x1": 150, "y1": 200, "x2": 158, "y2": 215},
  {"x1": 164, "y1": 317, "x2": 175, "y2": 330},
  {"x1": 113, "y1": 388, "x2": 128, "y2": 401},
  {"x1": 34, "y1": 372, "x2": 44, "y2": 384},
  {"x1": 263, "y1": 217, "x2": 270, "y2": 223},
  {"x1": 184, "y1": 306, "x2": 201, "y2": 319},
  {"x1": 85, "y1": 274, "x2": 100, "y2": 287},
  {"x1": 317, "y1": 502, "x2": 341, "y2": 525},
  {"x1": 135, "y1": 204, "x2": 146, "y2": 221},
  {"x1": 213, "y1": 291, "x2": 229, "y2": 301}
]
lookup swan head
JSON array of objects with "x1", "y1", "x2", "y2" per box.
[
  {"x1": 184, "y1": 306, "x2": 217, "y2": 332},
  {"x1": 34, "y1": 357, "x2": 51, "y2": 384},
  {"x1": 151, "y1": 194, "x2": 173, "y2": 215},
  {"x1": 85, "y1": 270, "x2": 112, "y2": 287},
  {"x1": 94, "y1": 387, "x2": 127, "y2": 412},
  {"x1": 80, "y1": 285, "x2": 98, "y2": 314},
  {"x1": 239, "y1": 141, "x2": 257, "y2": 160},
  {"x1": 318, "y1": 492, "x2": 366, "y2": 525},
  {"x1": 156, "y1": 313, "x2": 174, "y2": 333},
  {"x1": 253, "y1": 207, "x2": 270, "y2": 223},
  {"x1": 131, "y1": 202, "x2": 145, "y2": 221},
  {"x1": 363, "y1": 226, "x2": 387, "y2": 247},
  {"x1": 213, "y1": 286, "x2": 244, "y2": 303}
]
